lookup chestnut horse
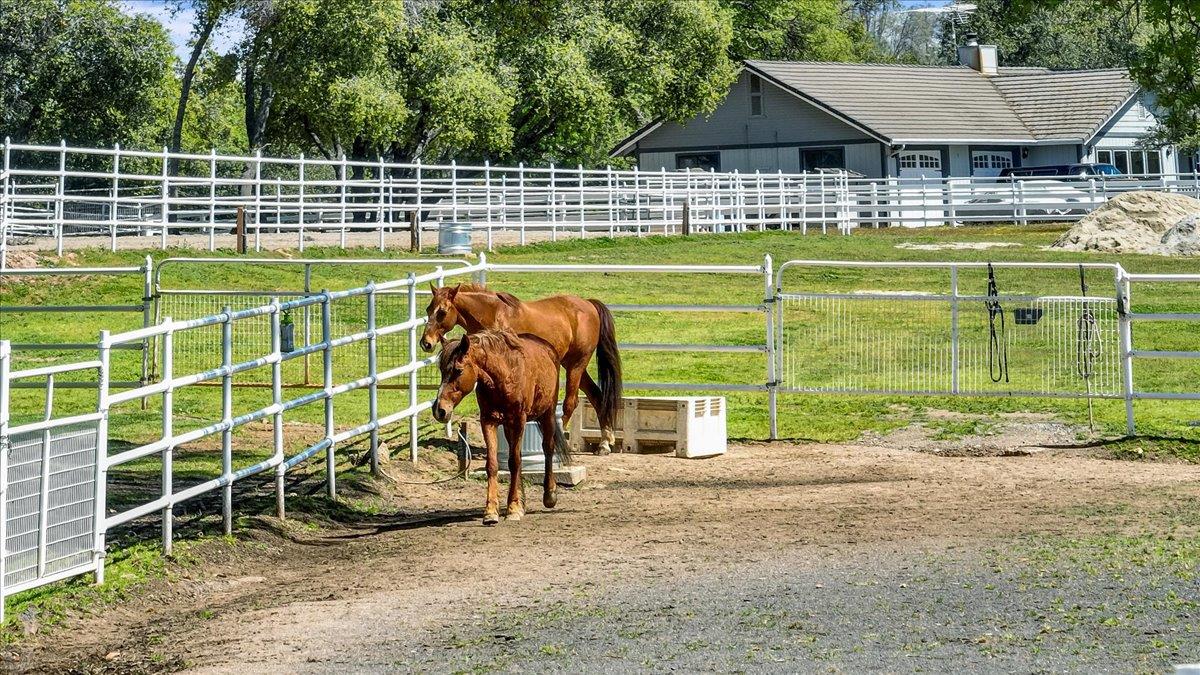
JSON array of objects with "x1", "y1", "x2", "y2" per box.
[
  {"x1": 420, "y1": 284, "x2": 621, "y2": 453},
  {"x1": 432, "y1": 330, "x2": 570, "y2": 525}
]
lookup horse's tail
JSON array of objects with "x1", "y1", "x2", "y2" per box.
[{"x1": 588, "y1": 299, "x2": 623, "y2": 432}]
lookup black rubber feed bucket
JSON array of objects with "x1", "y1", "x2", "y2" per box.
[{"x1": 1014, "y1": 307, "x2": 1043, "y2": 325}]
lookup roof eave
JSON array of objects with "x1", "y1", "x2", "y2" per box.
[
  {"x1": 1083, "y1": 88, "x2": 1144, "y2": 147},
  {"x1": 610, "y1": 118, "x2": 665, "y2": 157}
]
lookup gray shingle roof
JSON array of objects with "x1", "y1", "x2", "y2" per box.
[
  {"x1": 744, "y1": 60, "x2": 1137, "y2": 144},
  {"x1": 990, "y1": 69, "x2": 1136, "y2": 141}
]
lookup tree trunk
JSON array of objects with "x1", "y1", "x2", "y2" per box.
[{"x1": 170, "y1": 14, "x2": 217, "y2": 164}]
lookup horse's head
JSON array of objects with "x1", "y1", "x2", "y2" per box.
[
  {"x1": 420, "y1": 284, "x2": 460, "y2": 352},
  {"x1": 432, "y1": 334, "x2": 477, "y2": 423}
]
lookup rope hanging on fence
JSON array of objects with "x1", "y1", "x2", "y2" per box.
[
  {"x1": 985, "y1": 263, "x2": 1009, "y2": 383},
  {"x1": 1076, "y1": 264, "x2": 1100, "y2": 430}
]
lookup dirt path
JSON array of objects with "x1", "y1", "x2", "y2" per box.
[{"x1": 11, "y1": 442, "x2": 1200, "y2": 673}]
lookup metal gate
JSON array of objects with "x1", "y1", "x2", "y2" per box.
[
  {"x1": 775, "y1": 261, "x2": 1125, "y2": 401},
  {"x1": 0, "y1": 347, "x2": 103, "y2": 618}
]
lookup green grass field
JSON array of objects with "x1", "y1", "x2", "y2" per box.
[
  {"x1": 5, "y1": 224, "x2": 1198, "y2": 448},
  {"x1": 5, "y1": 225, "x2": 1200, "y2": 446},
  {"x1": 3, "y1": 223, "x2": 1199, "y2": 631}
]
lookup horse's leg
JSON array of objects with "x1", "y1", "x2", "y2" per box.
[
  {"x1": 481, "y1": 422, "x2": 501, "y2": 526},
  {"x1": 538, "y1": 410, "x2": 558, "y2": 509},
  {"x1": 504, "y1": 421, "x2": 525, "y2": 521},
  {"x1": 561, "y1": 362, "x2": 587, "y2": 451},
  {"x1": 578, "y1": 370, "x2": 615, "y2": 455}
]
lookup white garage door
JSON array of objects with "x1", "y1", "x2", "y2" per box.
[
  {"x1": 897, "y1": 151, "x2": 942, "y2": 178},
  {"x1": 971, "y1": 151, "x2": 1013, "y2": 177},
  {"x1": 896, "y1": 151, "x2": 944, "y2": 226}
]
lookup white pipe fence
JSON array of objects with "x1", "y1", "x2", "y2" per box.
[
  {"x1": 0, "y1": 255, "x2": 779, "y2": 615},
  {"x1": 1, "y1": 255, "x2": 1196, "y2": 615},
  {"x1": 0, "y1": 141, "x2": 852, "y2": 266}
]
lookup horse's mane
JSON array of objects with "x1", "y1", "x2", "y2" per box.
[
  {"x1": 440, "y1": 329, "x2": 524, "y2": 374},
  {"x1": 454, "y1": 283, "x2": 521, "y2": 309}
]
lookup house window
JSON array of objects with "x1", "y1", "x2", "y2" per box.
[
  {"x1": 749, "y1": 74, "x2": 764, "y2": 117},
  {"x1": 1097, "y1": 148, "x2": 1162, "y2": 175},
  {"x1": 800, "y1": 147, "x2": 845, "y2": 171},
  {"x1": 676, "y1": 152, "x2": 720, "y2": 172}
]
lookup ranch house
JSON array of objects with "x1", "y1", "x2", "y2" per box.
[{"x1": 612, "y1": 38, "x2": 1199, "y2": 180}]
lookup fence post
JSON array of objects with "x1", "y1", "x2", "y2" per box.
[
  {"x1": 485, "y1": 160, "x2": 494, "y2": 251},
  {"x1": 518, "y1": 162, "x2": 526, "y2": 245},
  {"x1": 633, "y1": 165, "x2": 641, "y2": 236},
  {"x1": 950, "y1": 266, "x2": 959, "y2": 394},
  {"x1": 339, "y1": 154, "x2": 348, "y2": 248},
  {"x1": 321, "y1": 290, "x2": 336, "y2": 497},
  {"x1": 141, "y1": 255, "x2": 152, "y2": 387},
  {"x1": 580, "y1": 164, "x2": 587, "y2": 239},
  {"x1": 660, "y1": 167, "x2": 669, "y2": 235},
  {"x1": 415, "y1": 159, "x2": 423, "y2": 243},
  {"x1": 451, "y1": 159, "x2": 459, "y2": 225},
  {"x1": 221, "y1": 305, "x2": 233, "y2": 535},
  {"x1": 1088, "y1": 178, "x2": 1097, "y2": 210},
  {"x1": 1117, "y1": 270, "x2": 1136, "y2": 435},
  {"x1": 159, "y1": 145, "x2": 169, "y2": 250},
  {"x1": 93, "y1": 330, "x2": 111, "y2": 585},
  {"x1": 407, "y1": 273, "x2": 419, "y2": 463},
  {"x1": 549, "y1": 162, "x2": 557, "y2": 241},
  {"x1": 271, "y1": 298, "x2": 286, "y2": 520},
  {"x1": 606, "y1": 165, "x2": 615, "y2": 237},
  {"x1": 777, "y1": 170, "x2": 786, "y2": 231},
  {"x1": 799, "y1": 173, "x2": 808, "y2": 234},
  {"x1": 208, "y1": 148, "x2": 217, "y2": 251},
  {"x1": 36, "y1": 375, "x2": 53, "y2": 579},
  {"x1": 367, "y1": 282, "x2": 380, "y2": 475},
  {"x1": 682, "y1": 201, "x2": 691, "y2": 236},
  {"x1": 409, "y1": 209, "x2": 420, "y2": 253},
  {"x1": 763, "y1": 254, "x2": 777, "y2": 440},
  {"x1": 0, "y1": 341, "x2": 9, "y2": 617},
  {"x1": 161, "y1": 321, "x2": 174, "y2": 555},
  {"x1": 297, "y1": 153, "x2": 306, "y2": 252},
  {"x1": 376, "y1": 155, "x2": 386, "y2": 237},
  {"x1": 755, "y1": 169, "x2": 764, "y2": 231},
  {"x1": 110, "y1": 143, "x2": 120, "y2": 252},
  {"x1": 1, "y1": 137, "x2": 9, "y2": 269},
  {"x1": 253, "y1": 149, "x2": 262, "y2": 251},
  {"x1": 235, "y1": 206, "x2": 246, "y2": 254}
]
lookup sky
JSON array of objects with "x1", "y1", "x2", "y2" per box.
[
  {"x1": 118, "y1": 0, "x2": 241, "y2": 61},
  {"x1": 119, "y1": 0, "x2": 962, "y2": 63}
]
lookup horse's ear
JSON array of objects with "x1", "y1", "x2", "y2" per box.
[
  {"x1": 452, "y1": 336, "x2": 470, "y2": 364},
  {"x1": 447, "y1": 285, "x2": 460, "y2": 300},
  {"x1": 429, "y1": 282, "x2": 438, "y2": 295}
]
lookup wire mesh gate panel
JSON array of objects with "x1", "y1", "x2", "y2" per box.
[
  {"x1": 4, "y1": 423, "x2": 98, "y2": 591},
  {"x1": 776, "y1": 262, "x2": 1123, "y2": 399}
]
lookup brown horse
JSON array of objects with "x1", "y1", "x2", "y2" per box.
[
  {"x1": 420, "y1": 284, "x2": 621, "y2": 453},
  {"x1": 432, "y1": 330, "x2": 570, "y2": 525}
]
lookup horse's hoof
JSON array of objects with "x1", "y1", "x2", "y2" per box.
[
  {"x1": 505, "y1": 509, "x2": 524, "y2": 522},
  {"x1": 482, "y1": 512, "x2": 500, "y2": 526},
  {"x1": 543, "y1": 492, "x2": 557, "y2": 509},
  {"x1": 597, "y1": 441, "x2": 612, "y2": 456}
]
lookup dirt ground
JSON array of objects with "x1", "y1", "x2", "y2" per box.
[{"x1": 7, "y1": 431, "x2": 1200, "y2": 673}]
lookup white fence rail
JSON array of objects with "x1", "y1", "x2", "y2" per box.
[
  {"x1": 0, "y1": 255, "x2": 778, "y2": 614},
  {"x1": 1, "y1": 255, "x2": 1196, "y2": 613},
  {"x1": 0, "y1": 141, "x2": 851, "y2": 265}
]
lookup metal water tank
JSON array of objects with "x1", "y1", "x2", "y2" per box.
[
  {"x1": 496, "y1": 407, "x2": 566, "y2": 472},
  {"x1": 437, "y1": 221, "x2": 473, "y2": 255}
]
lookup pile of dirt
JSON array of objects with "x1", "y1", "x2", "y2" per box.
[{"x1": 1051, "y1": 190, "x2": 1200, "y2": 255}]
